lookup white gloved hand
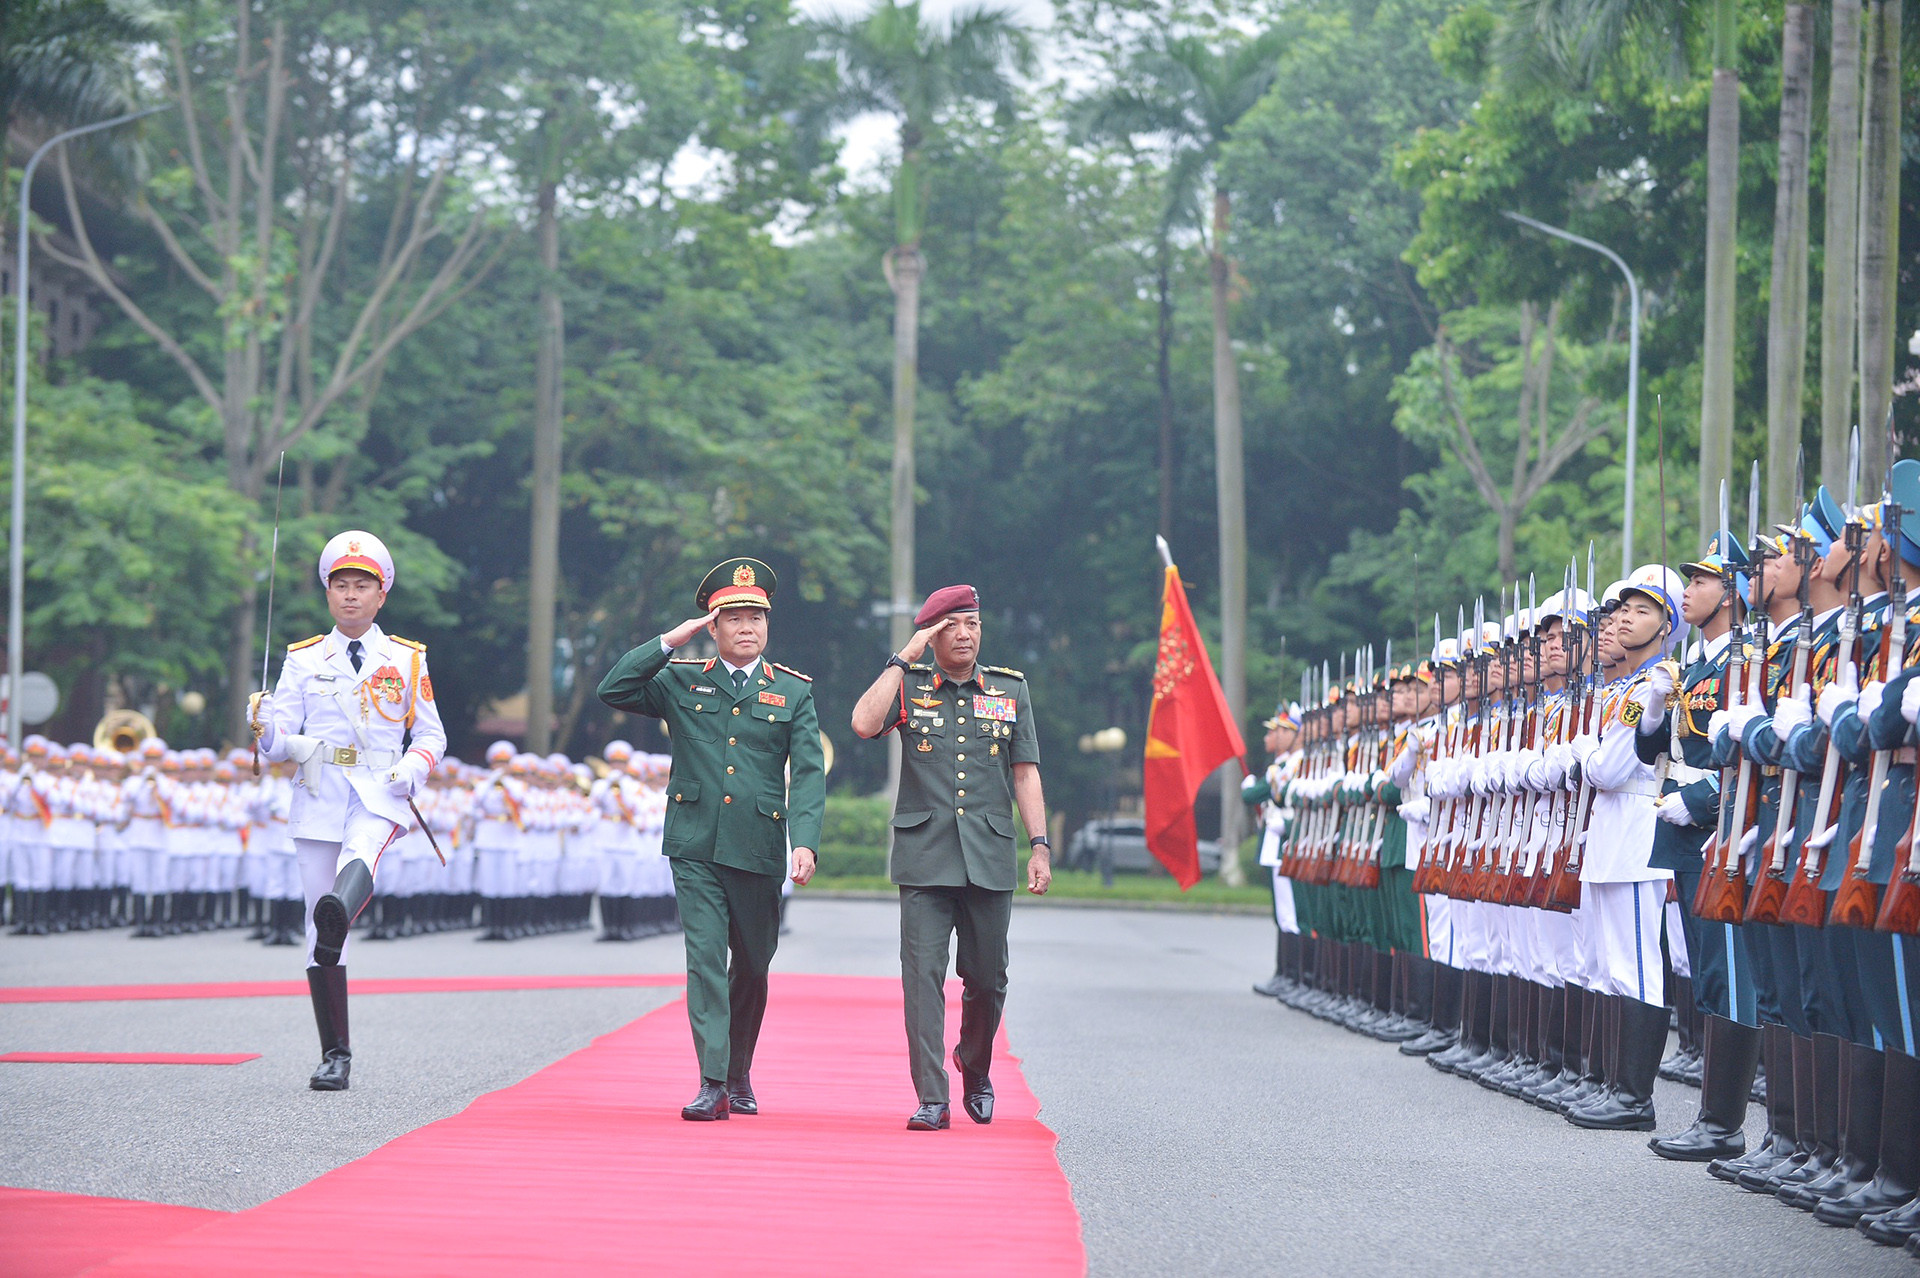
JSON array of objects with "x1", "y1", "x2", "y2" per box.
[
  {"x1": 1818, "y1": 681, "x2": 1856, "y2": 727},
  {"x1": 1727, "y1": 700, "x2": 1766, "y2": 741},
  {"x1": 1708, "y1": 708, "x2": 1731, "y2": 741},
  {"x1": 1904, "y1": 678, "x2": 1920, "y2": 727},
  {"x1": 1771, "y1": 694, "x2": 1812, "y2": 743},
  {"x1": 1655, "y1": 792, "x2": 1696, "y2": 826},
  {"x1": 1860, "y1": 680, "x2": 1888, "y2": 724},
  {"x1": 1642, "y1": 660, "x2": 1677, "y2": 703},
  {"x1": 1398, "y1": 797, "x2": 1431, "y2": 825},
  {"x1": 1571, "y1": 734, "x2": 1599, "y2": 764},
  {"x1": 386, "y1": 753, "x2": 430, "y2": 798},
  {"x1": 1737, "y1": 824, "x2": 1761, "y2": 861}
]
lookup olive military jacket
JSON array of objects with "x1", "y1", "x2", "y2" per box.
[
  {"x1": 878, "y1": 661, "x2": 1040, "y2": 891},
  {"x1": 597, "y1": 637, "x2": 825, "y2": 877}
]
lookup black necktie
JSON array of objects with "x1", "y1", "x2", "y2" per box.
[
  {"x1": 732, "y1": 668, "x2": 747, "y2": 693},
  {"x1": 348, "y1": 639, "x2": 363, "y2": 673}
]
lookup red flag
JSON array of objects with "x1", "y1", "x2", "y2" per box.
[{"x1": 1143, "y1": 564, "x2": 1248, "y2": 888}]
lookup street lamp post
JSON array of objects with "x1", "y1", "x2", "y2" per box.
[
  {"x1": 1502, "y1": 211, "x2": 1642, "y2": 578},
  {"x1": 10, "y1": 105, "x2": 169, "y2": 747}
]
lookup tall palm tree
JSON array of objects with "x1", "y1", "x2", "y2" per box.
[
  {"x1": 1857, "y1": 0, "x2": 1901, "y2": 482},
  {"x1": 1075, "y1": 30, "x2": 1287, "y2": 886},
  {"x1": 809, "y1": 1, "x2": 1034, "y2": 657},
  {"x1": 1765, "y1": 4, "x2": 1813, "y2": 522},
  {"x1": 1821, "y1": 0, "x2": 1863, "y2": 488}
]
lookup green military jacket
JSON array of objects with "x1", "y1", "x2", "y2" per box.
[
  {"x1": 597, "y1": 637, "x2": 825, "y2": 877},
  {"x1": 880, "y1": 660, "x2": 1040, "y2": 891}
]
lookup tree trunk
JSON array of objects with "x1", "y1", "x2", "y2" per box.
[
  {"x1": 526, "y1": 176, "x2": 563, "y2": 753},
  {"x1": 1857, "y1": 0, "x2": 1901, "y2": 487},
  {"x1": 1208, "y1": 186, "x2": 1246, "y2": 888},
  {"x1": 1697, "y1": 62, "x2": 1740, "y2": 545},
  {"x1": 1820, "y1": 0, "x2": 1863, "y2": 490},
  {"x1": 1496, "y1": 507, "x2": 1517, "y2": 583},
  {"x1": 1156, "y1": 242, "x2": 1176, "y2": 541},
  {"x1": 1766, "y1": 5, "x2": 1814, "y2": 521},
  {"x1": 883, "y1": 242, "x2": 923, "y2": 803}
]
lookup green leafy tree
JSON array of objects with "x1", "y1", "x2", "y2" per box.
[{"x1": 807, "y1": 0, "x2": 1035, "y2": 658}]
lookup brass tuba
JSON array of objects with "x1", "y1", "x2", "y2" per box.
[{"x1": 94, "y1": 709, "x2": 156, "y2": 755}]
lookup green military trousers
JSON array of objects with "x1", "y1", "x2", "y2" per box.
[
  {"x1": 899, "y1": 884, "x2": 1012, "y2": 1105},
  {"x1": 671, "y1": 858, "x2": 782, "y2": 1084}
]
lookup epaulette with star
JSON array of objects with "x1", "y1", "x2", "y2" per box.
[
  {"x1": 769, "y1": 661, "x2": 812, "y2": 682},
  {"x1": 982, "y1": 664, "x2": 1025, "y2": 680},
  {"x1": 287, "y1": 635, "x2": 324, "y2": 653},
  {"x1": 392, "y1": 635, "x2": 426, "y2": 652}
]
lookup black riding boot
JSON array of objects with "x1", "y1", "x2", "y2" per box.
[
  {"x1": 312, "y1": 860, "x2": 375, "y2": 967},
  {"x1": 307, "y1": 965, "x2": 352, "y2": 1090},
  {"x1": 1568, "y1": 995, "x2": 1666, "y2": 1131},
  {"x1": 1650, "y1": 1014, "x2": 1761, "y2": 1160}
]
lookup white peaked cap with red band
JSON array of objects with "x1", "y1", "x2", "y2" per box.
[{"x1": 318, "y1": 530, "x2": 395, "y2": 592}]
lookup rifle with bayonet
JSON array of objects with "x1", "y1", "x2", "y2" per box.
[
  {"x1": 1782, "y1": 438, "x2": 1867, "y2": 927},
  {"x1": 1696, "y1": 470, "x2": 1765, "y2": 923},
  {"x1": 1525, "y1": 563, "x2": 1579, "y2": 909},
  {"x1": 1749, "y1": 454, "x2": 1817, "y2": 924},
  {"x1": 1547, "y1": 547, "x2": 1599, "y2": 911},
  {"x1": 1832, "y1": 462, "x2": 1908, "y2": 928}
]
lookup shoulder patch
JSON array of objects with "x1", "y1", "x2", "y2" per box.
[
  {"x1": 391, "y1": 635, "x2": 426, "y2": 652},
  {"x1": 769, "y1": 661, "x2": 813, "y2": 683},
  {"x1": 982, "y1": 664, "x2": 1026, "y2": 680},
  {"x1": 287, "y1": 635, "x2": 324, "y2": 653}
]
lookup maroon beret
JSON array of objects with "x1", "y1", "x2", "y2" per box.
[{"x1": 914, "y1": 584, "x2": 980, "y2": 627}]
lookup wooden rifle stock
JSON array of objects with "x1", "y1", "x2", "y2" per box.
[{"x1": 1876, "y1": 794, "x2": 1920, "y2": 933}]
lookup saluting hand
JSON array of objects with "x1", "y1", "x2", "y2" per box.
[
  {"x1": 664, "y1": 609, "x2": 719, "y2": 649},
  {"x1": 895, "y1": 616, "x2": 954, "y2": 667}
]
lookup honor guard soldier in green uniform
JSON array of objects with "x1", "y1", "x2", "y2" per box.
[
  {"x1": 597, "y1": 557, "x2": 825, "y2": 1121},
  {"x1": 852, "y1": 585, "x2": 1052, "y2": 1131}
]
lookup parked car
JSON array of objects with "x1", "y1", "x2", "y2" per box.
[{"x1": 1065, "y1": 819, "x2": 1220, "y2": 877}]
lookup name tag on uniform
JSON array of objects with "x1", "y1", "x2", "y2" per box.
[
  {"x1": 974, "y1": 695, "x2": 1017, "y2": 722},
  {"x1": 911, "y1": 707, "x2": 938, "y2": 718},
  {"x1": 758, "y1": 691, "x2": 786, "y2": 707},
  {"x1": 691, "y1": 684, "x2": 717, "y2": 694}
]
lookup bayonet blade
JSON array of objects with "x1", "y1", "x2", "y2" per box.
[
  {"x1": 1849, "y1": 426, "x2": 1861, "y2": 515},
  {"x1": 1748, "y1": 460, "x2": 1761, "y2": 547},
  {"x1": 1795, "y1": 445, "x2": 1806, "y2": 516}
]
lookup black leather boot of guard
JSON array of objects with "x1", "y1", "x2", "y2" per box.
[
  {"x1": 1432, "y1": 969, "x2": 1488, "y2": 1075},
  {"x1": 1396, "y1": 954, "x2": 1435, "y2": 1042},
  {"x1": 1659, "y1": 975, "x2": 1695, "y2": 1083},
  {"x1": 1787, "y1": 1039, "x2": 1883, "y2": 1209},
  {"x1": 1680, "y1": 996, "x2": 1707, "y2": 1088},
  {"x1": 1253, "y1": 926, "x2": 1290, "y2": 998},
  {"x1": 1859, "y1": 1052, "x2": 1920, "y2": 1243},
  {"x1": 1568, "y1": 995, "x2": 1666, "y2": 1132},
  {"x1": 1744, "y1": 1034, "x2": 1833, "y2": 1193},
  {"x1": 1402, "y1": 961, "x2": 1460, "y2": 1057},
  {"x1": 1460, "y1": 973, "x2": 1511, "y2": 1080},
  {"x1": 1564, "y1": 994, "x2": 1623, "y2": 1120},
  {"x1": 1816, "y1": 1043, "x2": 1916, "y2": 1225},
  {"x1": 1517, "y1": 982, "x2": 1570, "y2": 1104},
  {"x1": 307, "y1": 966, "x2": 352, "y2": 1091},
  {"x1": 1650, "y1": 1014, "x2": 1761, "y2": 1160},
  {"x1": 312, "y1": 860, "x2": 374, "y2": 967},
  {"x1": 1714, "y1": 1023, "x2": 1797, "y2": 1182}
]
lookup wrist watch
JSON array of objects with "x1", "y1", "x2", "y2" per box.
[
  {"x1": 1028, "y1": 836, "x2": 1051, "y2": 850},
  {"x1": 886, "y1": 654, "x2": 913, "y2": 674}
]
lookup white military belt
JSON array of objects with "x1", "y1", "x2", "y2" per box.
[
  {"x1": 320, "y1": 746, "x2": 401, "y2": 770},
  {"x1": 1614, "y1": 780, "x2": 1664, "y2": 798},
  {"x1": 1664, "y1": 763, "x2": 1714, "y2": 786}
]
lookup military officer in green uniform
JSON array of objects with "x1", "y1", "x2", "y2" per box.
[
  {"x1": 852, "y1": 584, "x2": 1052, "y2": 1131},
  {"x1": 597, "y1": 557, "x2": 825, "y2": 1121}
]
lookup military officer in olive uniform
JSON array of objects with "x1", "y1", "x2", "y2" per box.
[
  {"x1": 851, "y1": 584, "x2": 1052, "y2": 1131},
  {"x1": 597, "y1": 557, "x2": 825, "y2": 1121}
]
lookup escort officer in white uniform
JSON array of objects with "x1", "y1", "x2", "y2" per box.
[{"x1": 254, "y1": 531, "x2": 447, "y2": 1091}]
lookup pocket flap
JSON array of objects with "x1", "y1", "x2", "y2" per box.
[
  {"x1": 984, "y1": 812, "x2": 1015, "y2": 839},
  {"x1": 669, "y1": 779, "x2": 702, "y2": 803},
  {"x1": 756, "y1": 796, "x2": 785, "y2": 820},
  {"x1": 890, "y1": 809, "x2": 933, "y2": 830}
]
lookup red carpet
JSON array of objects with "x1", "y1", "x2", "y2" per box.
[
  {"x1": 0, "y1": 973, "x2": 685, "y2": 1004},
  {"x1": 85, "y1": 974, "x2": 1085, "y2": 1276},
  {"x1": 0, "y1": 1051, "x2": 261, "y2": 1065},
  {"x1": 0, "y1": 1187, "x2": 226, "y2": 1277}
]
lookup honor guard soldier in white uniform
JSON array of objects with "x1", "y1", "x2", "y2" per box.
[{"x1": 254, "y1": 531, "x2": 447, "y2": 1091}]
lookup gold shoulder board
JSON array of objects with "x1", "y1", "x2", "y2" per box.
[
  {"x1": 770, "y1": 661, "x2": 813, "y2": 682},
  {"x1": 287, "y1": 635, "x2": 325, "y2": 653},
  {"x1": 983, "y1": 664, "x2": 1026, "y2": 680},
  {"x1": 391, "y1": 635, "x2": 426, "y2": 652}
]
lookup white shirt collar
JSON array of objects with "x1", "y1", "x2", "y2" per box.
[
  {"x1": 329, "y1": 623, "x2": 383, "y2": 659},
  {"x1": 719, "y1": 655, "x2": 761, "y2": 681}
]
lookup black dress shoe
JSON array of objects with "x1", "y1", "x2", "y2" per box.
[
  {"x1": 726, "y1": 1076, "x2": 757, "y2": 1115},
  {"x1": 682, "y1": 1079, "x2": 731, "y2": 1121},
  {"x1": 954, "y1": 1047, "x2": 993, "y2": 1124},
  {"x1": 907, "y1": 1102, "x2": 951, "y2": 1131},
  {"x1": 310, "y1": 1050, "x2": 351, "y2": 1090}
]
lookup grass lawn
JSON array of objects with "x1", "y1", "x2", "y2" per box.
[{"x1": 801, "y1": 861, "x2": 1271, "y2": 911}]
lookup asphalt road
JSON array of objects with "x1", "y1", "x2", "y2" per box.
[{"x1": 1, "y1": 899, "x2": 1909, "y2": 1275}]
